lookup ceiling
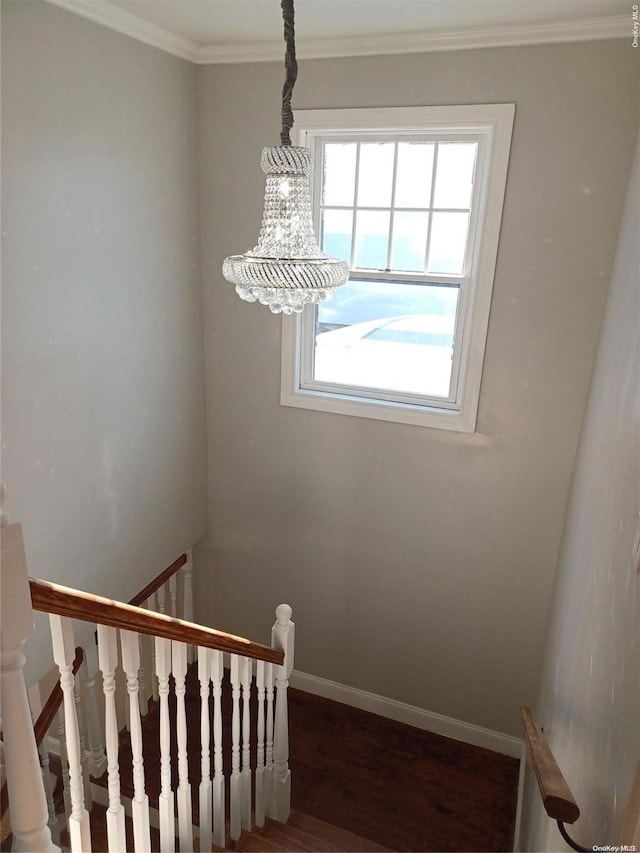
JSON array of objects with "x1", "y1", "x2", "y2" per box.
[{"x1": 48, "y1": 0, "x2": 628, "y2": 61}]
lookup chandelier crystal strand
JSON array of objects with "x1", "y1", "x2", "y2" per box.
[{"x1": 221, "y1": 0, "x2": 349, "y2": 313}]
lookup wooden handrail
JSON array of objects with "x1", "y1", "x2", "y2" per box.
[
  {"x1": 30, "y1": 552, "x2": 186, "y2": 748},
  {"x1": 33, "y1": 646, "x2": 84, "y2": 747},
  {"x1": 520, "y1": 706, "x2": 581, "y2": 824},
  {"x1": 128, "y1": 553, "x2": 187, "y2": 607},
  {"x1": 29, "y1": 577, "x2": 284, "y2": 666}
]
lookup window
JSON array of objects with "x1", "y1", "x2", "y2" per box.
[{"x1": 281, "y1": 105, "x2": 514, "y2": 432}]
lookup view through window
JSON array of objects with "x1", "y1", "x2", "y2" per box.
[{"x1": 314, "y1": 139, "x2": 477, "y2": 400}]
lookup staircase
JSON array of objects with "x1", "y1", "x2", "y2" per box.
[
  {"x1": 40, "y1": 692, "x2": 388, "y2": 853},
  {"x1": 212, "y1": 812, "x2": 389, "y2": 851},
  {"x1": 82, "y1": 806, "x2": 388, "y2": 852},
  {"x1": 0, "y1": 515, "x2": 316, "y2": 852},
  {"x1": 84, "y1": 664, "x2": 390, "y2": 851},
  {"x1": 1, "y1": 512, "x2": 520, "y2": 852}
]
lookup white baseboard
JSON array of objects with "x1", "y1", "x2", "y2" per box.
[
  {"x1": 512, "y1": 743, "x2": 527, "y2": 852},
  {"x1": 290, "y1": 669, "x2": 524, "y2": 759}
]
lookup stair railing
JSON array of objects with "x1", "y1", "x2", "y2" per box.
[
  {"x1": 1, "y1": 518, "x2": 294, "y2": 853},
  {"x1": 522, "y1": 706, "x2": 640, "y2": 850},
  {"x1": 1, "y1": 550, "x2": 193, "y2": 849},
  {"x1": 127, "y1": 552, "x2": 193, "y2": 715},
  {"x1": 520, "y1": 706, "x2": 584, "y2": 851}
]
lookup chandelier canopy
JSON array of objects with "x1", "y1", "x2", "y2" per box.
[{"x1": 222, "y1": 0, "x2": 349, "y2": 314}]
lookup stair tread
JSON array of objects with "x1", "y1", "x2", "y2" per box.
[
  {"x1": 285, "y1": 811, "x2": 391, "y2": 850},
  {"x1": 219, "y1": 811, "x2": 392, "y2": 852}
]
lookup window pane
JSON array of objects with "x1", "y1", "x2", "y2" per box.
[
  {"x1": 321, "y1": 209, "x2": 353, "y2": 263},
  {"x1": 433, "y1": 143, "x2": 477, "y2": 209},
  {"x1": 315, "y1": 280, "x2": 459, "y2": 398},
  {"x1": 428, "y1": 212, "x2": 470, "y2": 274},
  {"x1": 357, "y1": 143, "x2": 395, "y2": 207},
  {"x1": 395, "y1": 143, "x2": 434, "y2": 208},
  {"x1": 354, "y1": 210, "x2": 390, "y2": 270},
  {"x1": 322, "y1": 143, "x2": 356, "y2": 207},
  {"x1": 390, "y1": 211, "x2": 429, "y2": 272}
]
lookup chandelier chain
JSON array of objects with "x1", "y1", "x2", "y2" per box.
[{"x1": 280, "y1": 0, "x2": 298, "y2": 146}]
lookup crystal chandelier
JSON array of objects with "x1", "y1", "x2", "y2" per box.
[{"x1": 222, "y1": 0, "x2": 349, "y2": 315}]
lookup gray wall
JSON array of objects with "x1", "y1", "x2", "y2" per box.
[
  {"x1": 1, "y1": 1, "x2": 208, "y2": 681},
  {"x1": 196, "y1": 42, "x2": 639, "y2": 736},
  {"x1": 523, "y1": 125, "x2": 640, "y2": 850}
]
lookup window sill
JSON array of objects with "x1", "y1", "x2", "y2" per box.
[{"x1": 280, "y1": 383, "x2": 477, "y2": 432}]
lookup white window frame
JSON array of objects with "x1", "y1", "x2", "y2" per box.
[{"x1": 280, "y1": 104, "x2": 515, "y2": 433}]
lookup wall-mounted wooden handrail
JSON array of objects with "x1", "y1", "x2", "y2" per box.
[
  {"x1": 520, "y1": 706, "x2": 580, "y2": 824},
  {"x1": 29, "y1": 577, "x2": 284, "y2": 666},
  {"x1": 128, "y1": 553, "x2": 187, "y2": 607}
]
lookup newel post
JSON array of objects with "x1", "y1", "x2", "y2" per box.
[
  {"x1": 0, "y1": 510, "x2": 59, "y2": 851},
  {"x1": 270, "y1": 603, "x2": 294, "y2": 824}
]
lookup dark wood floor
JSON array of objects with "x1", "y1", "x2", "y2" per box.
[
  {"x1": 109, "y1": 667, "x2": 519, "y2": 852},
  {"x1": 288, "y1": 689, "x2": 519, "y2": 852}
]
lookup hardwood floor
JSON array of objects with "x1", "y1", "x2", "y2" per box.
[
  {"x1": 101, "y1": 667, "x2": 519, "y2": 852},
  {"x1": 288, "y1": 689, "x2": 519, "y2": 852}
]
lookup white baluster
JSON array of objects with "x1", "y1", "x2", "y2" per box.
[
  {"x1": 49, "y1": 614, "x2": 92, "y2": 852},
  {"x1": 73, "y1": 666, "x2": 93, "y2": 812},
  {"x1": 157, "y1": 583, "x2": 167, "y2": 616},
  {"x1": 154, "y1": 589, "x2": 167, "y2": 729},
  {"x1": 56, "y1": 708, "x2": 72, "y2": 821},
  {"x1": 28, "y1": 683, "x2": 61, "y2": 846},
  {"x1": 154, "y1": 637, "x2": 175, "y2": 853},
  {"x1": 255, "y1": 660, "x2": 266, "y2": 828},
  {"x1": 270, "y1": 604, "x2": 294, "y2": 824},
  {"x1": 172, "y1": 640, "x2": 192, "y2": 852},
  {"x1": 39, "y1": 740, "x2": 61, "y2": 847},
  {"x1": 198, "y1": 647, "x2": 212, "y2": 853},
  {"x1": 97, "y1": 624, "x2": 126, "y2": 853},
  {"x1": 183, "y1": 552, "x2": 195, "y2": 664},
  {"x1": 0, "y1": 518, "x2": 58, "y2": 851},
  {"x1": 79, "y1": 641, "x2": 107, "y2": 777},
  {"x1": 124, "y1": 675, "x2": 131, "y2": 735},
  {"x1": 211, "y1": 649, "x2": 225, "y2": 849},
  {"x1": 138, "y1": 643, "x2": 148, "y2": 718},
  {"x1": 120, "y1": 629, "x2": 151, "y2": 852},
  {"x1": 240, "y1": 656, "x2": 252, "y2": 831},
  {"x1": 230, "y1": 654, "x2": 241, "y2": 842},
  {"x1": 264, "y1": 662, "x2": 274, "y2": 818},
  {"x1": 148, "y1": 595, "x2": 159, "y2": 703},
  {"x1": 168, "y1": 574, "x2": 178, "y2": 619}
]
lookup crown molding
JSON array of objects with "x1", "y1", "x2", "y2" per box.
[
  {"x1": 43, "y1": 0, "x2": 199, "y2": 62},
  {"x1": 42, "y1": 1, "x2": 627, "y2": 65},
  {"x1": 196, "y1": 15, "x2": 629, "y2": 63}
]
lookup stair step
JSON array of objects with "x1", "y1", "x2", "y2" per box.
[
  {"x1": 219, "y1": 811, "x2": 391, "y2": 852},
  {"x1": 84, "y1": 799, "x2": 389, "y2": 852}
]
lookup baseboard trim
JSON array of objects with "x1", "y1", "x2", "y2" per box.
[
  {"x1": 512, "y1": 742, "x2": 527, "y2": 852},
  {"x1": 290, "y1": 669, "x2": 523, "y2": 759}
]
